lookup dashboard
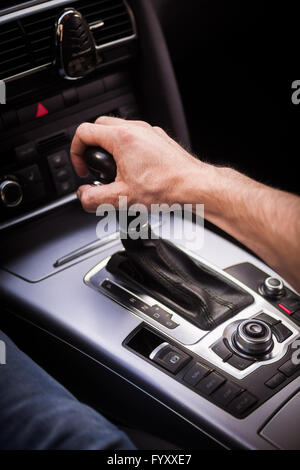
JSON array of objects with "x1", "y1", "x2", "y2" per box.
[{"x1": 0, "y1": 0, "x2": 300, "y2": 451}]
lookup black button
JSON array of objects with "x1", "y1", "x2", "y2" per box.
[
  {"x1": 17, "y1": 165, "x2": 42, "y2": 186},
  {"x1": 48, "y1": 151, "x2": 69, "y2": 169},
  {"x1": 62, "y1": 88, "x2": 78, "y2": 107},
  {"x1": 212, "y1": 340, "x2": 233, "y2": 361},
  {"x1": 227, "y1": 354, "x2": 255, "y2": 371},
  {"x1": 292, "y1": 310, "x2": 300, "y2": 326},
  {"x1": 212, "y1": 381, "x2": 242, "y2": 407},
  {"x1": 196, "y1": 372, "x2": 226, "y2": 396},
  {"x1": 272, "y1": 323, "x2": 292, "y2": 343},
  {"x1": 56, "y1": 169, "x2": 70, "y2": 182},
  {"x1": 265, "y1": 372, "x2": 286, "y2": 389},
  {"x1": 228, "y1": 391, "x2": 258, "y2": 417},
  {"x1": 278, "y1": 359, "x2": 300, "y2": 377},
  {"x1": 57, "y1": 180, "x2": 74, "y2": 196},
  {"x1": 183, "y1": 362, "x2": 211, "y2": 387},
  {"x1": 255, "y1": 313, "x2": 280, "y2": 326},
  {"x1": 159, "y1": 317, "x2": 179, "y2": 330},
  {"x1": 153, "y1": 347, "x2": 191, "y2": 374},
  {"x1": 15, "y1": 143, "x2": 38, "y2": 162}
]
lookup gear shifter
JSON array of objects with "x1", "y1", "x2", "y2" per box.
[
  {"x1": 84, "y1": 146, "x2": 117, "y2": 184},
  {"x1": 83, "y1": 147, "x2": 254, "y2": 331}
]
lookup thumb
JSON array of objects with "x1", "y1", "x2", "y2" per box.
[{"x1": 77, "y1": 182, "x2": 128, "y2": 213}]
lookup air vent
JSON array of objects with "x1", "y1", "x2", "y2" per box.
[{"x1": 0, "y1": 0, "x2": 136, "y2": 81}]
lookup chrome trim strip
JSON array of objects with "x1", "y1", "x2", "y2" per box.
[
  {"x1": 0, "y1": 192, "x2": 77, "y2": 231},
  {"x1": 149, "y1": 342, "x2": 170, "y2": 361},
  {"x1": 1, "y1": 0, "x2": 138, "y2": 83},
  {"x1": 54, "y1": 232, "x2": 120, "y2": 268}
]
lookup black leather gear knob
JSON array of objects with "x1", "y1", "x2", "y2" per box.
[{"x1": 84, "y1": 146, "x2": 117, "y2": 184}]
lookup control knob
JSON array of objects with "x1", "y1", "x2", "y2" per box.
[
  {"x1": 0, "y1": 176, "x2": 23, "y2": 208},
  {"x1": 234, "y1": 319, "x2": 274, "y2": 356}
]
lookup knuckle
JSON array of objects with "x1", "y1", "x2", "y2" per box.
[
  {"x1": 76, "y1": 122, "x2": 90, "y2": 136},
  {"x1": 153, "y1": 126, "x2": 165, "y2": 135},
  {"x1": 117, "y1": 126, "x2": 134, "y2": 143},
  {"x1": 80, "y1": 191, "x2": 94, "y2": 210}
]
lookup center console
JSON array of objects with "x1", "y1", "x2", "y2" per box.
[{"x1": 0, "y1": 0, "x2": 300, "y2": 451}]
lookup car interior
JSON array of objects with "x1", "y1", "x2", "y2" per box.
[{"x1": 0, "y1": 0, "x2": 299, "y2": 450}]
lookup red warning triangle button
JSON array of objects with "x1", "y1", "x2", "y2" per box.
[{"x1": 36, "y1": 103, "x2": 49, "y2": 118}]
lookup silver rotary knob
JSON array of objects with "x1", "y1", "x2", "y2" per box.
[
  {"x1": 234, "y1": 319, "x2": 273, "y2": 356},
  {"x1": 0, "y1": 178, "x2": 23, "y2": 208},
  {"x1": 261, "y1": 277, "x2": 285, "y2": 298}
]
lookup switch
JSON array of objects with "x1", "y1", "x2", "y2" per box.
[
  {"x1": 15, "y1": 142, "x2": 38, "y2": 163},
  {"x1": 150, "y1": 344, "x2": 191, "y2": 374},
  {"x1": 272, "y1": 323, "x2": 292, "y2": 343},
  {"x1": 228, "y1": 391, "x2": 258, "y2": 417},
  {"x1": 278, "y1": 358, "x2": 300, "y2": 377},
  {"x1": 212, "y1": 381, "x2": 242, "y2": 407},
  {"x1": 227, "y1": 354, "x2": 255, "y2": 371},
  {"x1": 212, "y1": 339, "x2": 233, "y2": 361},
  {"x1": 265, "y1": 372, "x2": 286, "y2": 390},
  {"x1": 183, "y1": 362, "x2": 211, "y2": 387},
  {"x1": 196, "y1": 372, "x2": 226, "y2": 396}
]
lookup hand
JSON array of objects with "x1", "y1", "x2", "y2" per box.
[{"x1": 70, "y1": 116, "x2": 203, "y2": 212}]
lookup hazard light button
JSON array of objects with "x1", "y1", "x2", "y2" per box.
[{"x1": 17, "y1": 95, "x2": 64, "y2": 124}]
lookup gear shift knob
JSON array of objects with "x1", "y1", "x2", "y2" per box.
[{"x1": 84, "y1": 146, "x2": 117, "y2": 184}]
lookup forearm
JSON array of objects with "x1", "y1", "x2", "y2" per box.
[{"x1": 178, "y1": 162, "x2": 300, "y2": 291}]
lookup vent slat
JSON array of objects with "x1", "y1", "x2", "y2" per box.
[{"x1": 0, "y1": 0, "x2": 135, "y2": 80}]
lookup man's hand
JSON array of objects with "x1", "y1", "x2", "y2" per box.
[{"x1": 70, "y1": 116, "x2": 205, "y2": 212}]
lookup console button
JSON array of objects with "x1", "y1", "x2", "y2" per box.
[
  {"x1": 212, "y1": 381, "x2": 242, "y2": 407},
  {"x1": 62, "y1": 88, "x2": 78, "y2": 107},
  {"x1": 17, "y1": 165, "x2": 42, "y2": 186},
  {"x1": 183, "y1": 362, "x2": 210, "y2": 387},
  {"x1": 228, "y1": 391, "x2": 258, "y2": 417},
  {"x1": 153, "y1": 346, "x2": 191, "y2": 374},
  {"x1": 227, "y1": 354, "x2": 255, "y2": 371},
  {"x1": 292, "y1": 310, "x2": 300, "y2": 326},
  {"x1": 18, "y1": 96, "x2": 64, "y2": 124},
  {"x1": 255, "y1": 313, "x2": 280, "y2": 326},
  {"x1": 272, "y1": 323, "x2": 292, "y2": 343},
  {"x1": 15, "y1": 142, "x2": 38, "y2": 162},
  {"x1": 48, "y1": 151, "x2": 69, "y2": 169},
  {"x1": 212, "y1": 339, "x2": 233, "y2": 361},
  {"x1": 278, "y1": 359, "x2": 300, "y2": 377},
  {"x1": 265, "y1": 372, "x2": 286, "y2": 390},
  {"x1": 196, "y1": 372, "x2": 226, "y2": 396},
  {"x1": 278, "y1": 297, "x2": 300, "y2": 315}
]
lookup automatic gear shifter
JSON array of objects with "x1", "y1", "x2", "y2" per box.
[{"x1": 83, "y1": 147, "x2": 254, "y2": 331}]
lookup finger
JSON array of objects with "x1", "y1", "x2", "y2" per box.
[
  {"x1": 70, "y1": 122, "x2": 116, "y2": 177},
  {"x1": 95, "y1": 115, "x2": 152, "y2": 129},
  {"x1": 77, "y1": 182, "x2": 128, "y2": 213}
]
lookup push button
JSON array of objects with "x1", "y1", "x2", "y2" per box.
[
  {"x1": 196, "y1": 372, "x2": 226, "y2": 396},
  {"x1": 151, "y1": 345, "x2": 191, "y2": 374},
  {"x1": 265, "y1": 372, "x2": 286, "y2": 390},
  {"x1": 15, "y1": 142, "x2": 38, "y2": 162},
  {"x1": 48, "y1": 151, "x2": 69, "y2": 169},
  {"x1": 272, "y1": 323, "x2": 292, "y2": 343},
  {"x1": 255, "y1": 313, "x2": 280, "y2": 326},
  {"x1": 183, "y1": 363, "x2": 210, "y2": 387},
  {"x1": 212, "y1": 381, "x2": 242, "y2": 407},
  {"x1": 18, "y1": 95, "x2": 64, "y2": 124},
  {"x1": 227, "y1": 354, "x2": 255, "y2": 371},
  {"x1": 212, "y1": 339, "x2": 233, "y2": 361},
  {"x1": 278, "y1": 358, "x2": 300, "y2": 377},
  {"x1": 228, "y1": 391, "x2": 258, "y2": 417}
]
